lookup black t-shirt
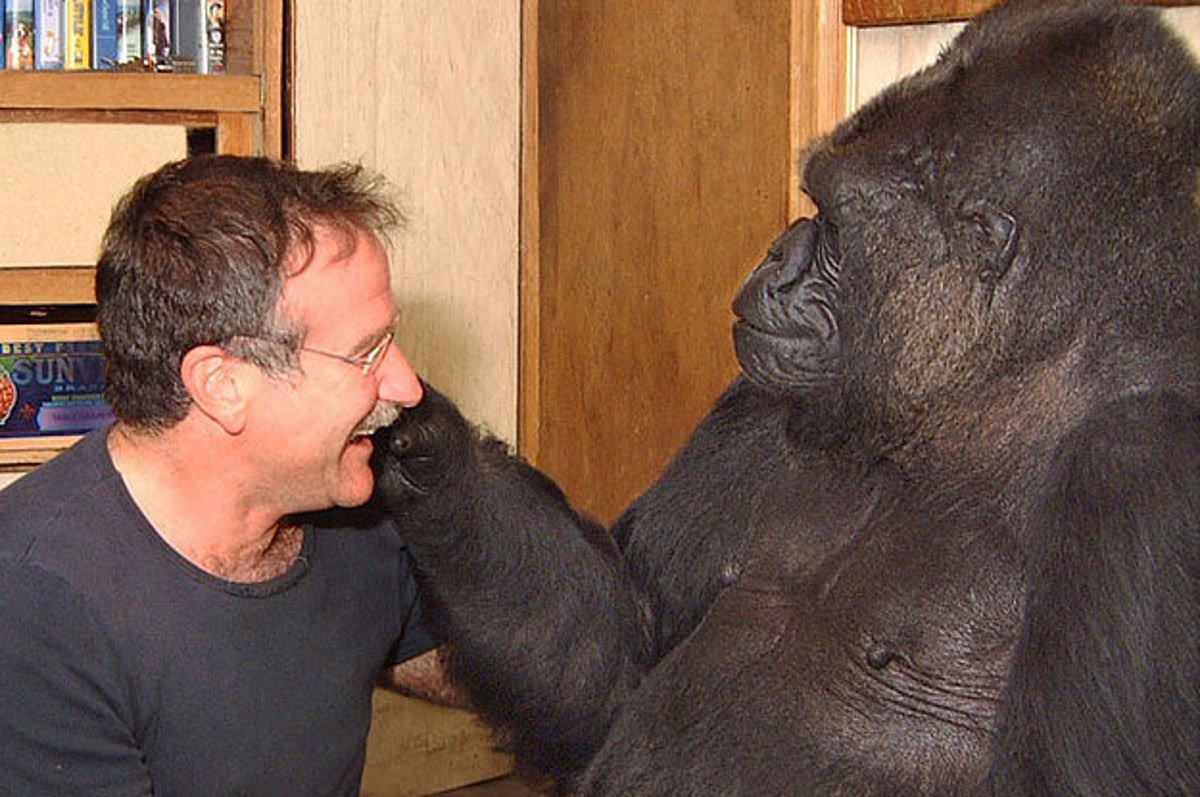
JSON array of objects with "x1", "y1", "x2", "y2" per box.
[{"x1": 0, "y1": 428, "x2": 435, "y2": 796}]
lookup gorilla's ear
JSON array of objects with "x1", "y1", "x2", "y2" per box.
[{"x1": 960, "y1": 201, "x2": 1019, "y2": 283}]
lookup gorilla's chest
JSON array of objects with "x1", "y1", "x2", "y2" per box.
[{"x1": 617, "y1": 492, "x2": 1026, "y2": 792}]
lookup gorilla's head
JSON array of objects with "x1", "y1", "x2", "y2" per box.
[{"x1": 733, "y1": 0, "x2": 1200, "y2": 449}]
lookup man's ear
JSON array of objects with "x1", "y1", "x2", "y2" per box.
[{"x1": 180, "y1": 345, "x2": 253, "y2": 435}]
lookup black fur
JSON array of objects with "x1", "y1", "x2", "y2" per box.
[{"x1": 372, "y1": 1, "x2": 1200, "y2": 793}]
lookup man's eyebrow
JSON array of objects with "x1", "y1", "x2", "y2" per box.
[{"x1": 352, "y1": 314, "x2": 399, "y2": 354}]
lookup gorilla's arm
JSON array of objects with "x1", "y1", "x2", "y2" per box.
[
  {"x1": 613, "y1": 377, "x2": 796, "y2": 655},
  {"x1": 986, "y1": 392, "x2": 1200, "y2": 795},
  {"x1": 371, "y1": 387, "x2": 653, "y2": 784}
]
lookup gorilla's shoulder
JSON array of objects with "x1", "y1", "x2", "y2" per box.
[{"x1": 1050, "y1": 391, "x2": 1200, "y2": 497}]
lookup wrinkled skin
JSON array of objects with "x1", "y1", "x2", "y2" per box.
[{"x1": 372, "y1": 1, "x2": 1200, "y2": 794}]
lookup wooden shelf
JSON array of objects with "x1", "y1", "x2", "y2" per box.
[
  {"x1": 844, "y1": 0, "x2": 1200, "y2": 26},
  {"x1": 0, "y1": 72, "x2": 261, "y2": 113},
  {"x1": 0, "y1": 267, "x2": 95, "y2": 305},
  {"x1": 0, "y1": 436, "x2": 83, "y2": 469}
]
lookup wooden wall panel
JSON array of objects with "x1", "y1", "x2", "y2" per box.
[
  {"x1": 852, "y1": 21, "x2": 964, "y2": 110},
  {"x1": 292, "y1": 1, "x2": 520, "y2": 445},
  {"x1": 526, "y1": 0, "x2": 794, "y2": 523},
  {"x1": 0, "y1": 124, "x2": 186, "y2": 267},
  {"x1": 1166, "y1": 7, "x2": 1200, "y2": 49},
  {"x1": 791, "y1": 0, "x2": 849, "y2": 217},
  {"x1": 845, "y1": 0, "x2": 996, "y2": 25},
  {"x1": 359, "y1": 692, "x2": 511, "y2": 797}
]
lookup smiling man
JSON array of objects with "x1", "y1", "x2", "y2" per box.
[{"x1": 0, "y1": 156, "x2": 449, "y2": 795}]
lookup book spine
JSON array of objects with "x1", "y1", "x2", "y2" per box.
[
  {"x1": 201, "y1": 0, "x2": 221, "y2": 73},
  {"x1": 113, "y1": 0, "x2": 138, "y2": 65},
  {"x1": 142, "y1": 0, "x2": 170, "y2": 71},
  {"x1": 62, "y1": 0, "x2": 87, "y2": 69},
  {"x1": 33, "y1": 0, "x2": 64, "y2": 70},
  {"x1": 89, "y1": 0, "x2": 115, "y2": 68},
  {"x1": 5, "y1": 0, "x2": 34, "y2": 70},
  {"x1": 166, "y1": 0, "x2": 197, "y2": 72}
]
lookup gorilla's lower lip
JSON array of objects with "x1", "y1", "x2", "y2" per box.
[
  {"x1": 733, "y1": 322, "x2": 836, "y2": 392},
  {"x1": 733, "y1": 319, "x2": 796, "y2": 343}
]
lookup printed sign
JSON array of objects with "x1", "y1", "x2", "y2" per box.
[{"x1": 0, "y1": 324, "x2": 114, "y2": 438}]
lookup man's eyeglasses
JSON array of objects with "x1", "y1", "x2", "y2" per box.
[{"x1": 299, "y1": 329, "x2": 395, "y2": 376}]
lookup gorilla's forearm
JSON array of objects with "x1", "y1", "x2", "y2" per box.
[{"x1": 373, "y1": 397, "x2": 653, "y2": 783}]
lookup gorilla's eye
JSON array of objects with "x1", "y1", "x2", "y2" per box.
[
  {"x1": 821, "y1": 196, "x2": 861, "y2": 229},
  {"x1": 958, "y1": 201, "x2": 1019, "y2": 283}
]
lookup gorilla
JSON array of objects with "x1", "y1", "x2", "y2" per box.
[{"x1": 372, "y1": 1, "x2": 1200, "y2": 794}]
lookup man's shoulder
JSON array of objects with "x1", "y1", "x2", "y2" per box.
[
  {"x1": 0, "y1": 428, "x2": 131, "y2": 579},
  {"x1": 0, "y1": 428, "x2": 114, "y2": 513}
]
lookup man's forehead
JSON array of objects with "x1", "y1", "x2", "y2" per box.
[{"x1": 287, "y1": 222, "x2": 386, "y2": 271}]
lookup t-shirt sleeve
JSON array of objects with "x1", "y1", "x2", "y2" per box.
[
  {"x1": 0, "y1": 560, "x2": 153, "y2": 796},
  {"x1": 384, "y1": 547, "x2": 438, "y2": 666}
]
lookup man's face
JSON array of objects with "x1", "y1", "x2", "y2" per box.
[{"x1": 252, "y1": 226, "x2": 423, "y2": 512}]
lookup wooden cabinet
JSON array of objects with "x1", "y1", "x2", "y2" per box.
[{"x1": 0, "y1": 0, "x2": 283, "y2": 471}]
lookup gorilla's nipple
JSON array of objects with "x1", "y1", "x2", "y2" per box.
[{"x1": 866, "y1": 643, "x2": 902, "y2": 670}]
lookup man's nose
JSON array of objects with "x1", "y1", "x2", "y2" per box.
[{"x1": 377, "y1": 344, "x2": 424, "y2": 407}]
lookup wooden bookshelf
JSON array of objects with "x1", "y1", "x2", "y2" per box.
[
  {"x1": 0, "y1": 0, "x2": 281, "y2": 154},
  {"x1": 0, "y1": 269, "x2": 98, "y2": 469},
  {"x1": 0, "y1": 437, "x2": 86, "y2": 468}
]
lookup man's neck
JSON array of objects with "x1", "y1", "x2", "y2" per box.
[{"x1": 107, "y1": 421, "x2": 304, "y2": 583}]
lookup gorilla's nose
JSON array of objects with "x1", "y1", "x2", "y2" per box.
[{"x1": 733, "y1": 218, "x2": 818, "y2": 326}]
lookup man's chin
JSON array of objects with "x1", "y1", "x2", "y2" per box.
[{"x1": 333, "y1": 449, "x2": 377, "y2": 508}]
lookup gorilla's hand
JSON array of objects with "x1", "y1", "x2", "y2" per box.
[
  {"x1": 732, "y1": 216, "x2": 842, "y2": 394},
  {"x1": 370, "y1": 383, "x2": 476, "y2": 506}
]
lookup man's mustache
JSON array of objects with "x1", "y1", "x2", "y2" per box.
[{"x1": 354, "y1": 402, "x2": 400, "y2": 437}]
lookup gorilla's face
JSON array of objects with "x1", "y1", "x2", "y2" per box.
[
  {"x1": 731, "y1": 216, "x2": 842, "y2": 394},
  {"x1": 732, "y1": 72, "x2": 1023, "y2": 440}
]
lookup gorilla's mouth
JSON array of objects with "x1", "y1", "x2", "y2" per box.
[{"x1": 731, "y1": 217, "x2": 842, "y2": 392}]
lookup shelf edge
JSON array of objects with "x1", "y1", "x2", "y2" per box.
[{"x1": 0, "y1": 73, "x2": 261, "y2": 113}]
